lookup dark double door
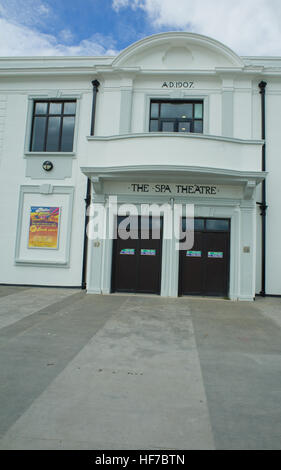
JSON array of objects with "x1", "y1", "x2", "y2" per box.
[
  {"x1": 112, "y1": 216, "x2": 163, "y2": 295},
  {"x1": 179, "y1": 218, "x2": 230, "y2": 297}
]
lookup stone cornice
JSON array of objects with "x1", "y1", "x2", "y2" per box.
[
  {"x1": 0, "y1": 58, "x2": 280, "y2": 79},
  {"x1": 80, "y1": 164, "x2": 267, "y2": 185},
  {"x1": 86, "y1": 133, "x2": 264, "y2": 146}
]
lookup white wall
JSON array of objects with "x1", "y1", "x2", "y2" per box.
[
  {"x1": 0, "y1": 77, "x2": 92, "y2": 286},
  {"x1": 0, "y1": 43, "x2": 280, "y2": 295},
  {"x1": 264, "y1": 89, "x2": 281, "y2": 294}
]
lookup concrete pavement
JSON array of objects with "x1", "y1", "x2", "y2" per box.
[{"x1": 0, "y1": 286, "x2": 280, "y2": 450}]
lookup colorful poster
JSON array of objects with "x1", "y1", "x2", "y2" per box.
[
  {"x1": 141, "y1": 249, "x2": 156, "y2": 256},
  {"x1": 186, "y1": 251, "x2": 202, "y2": 257},
  {"x1": 208, "y1": 252, "x2": 223, "y2": 259},
  {"x1": 120, "y1": 249, "x2": 135, "y2": 255},
  {"x1": 28, "y1": 207, "x2": 60, "y2": 249}
]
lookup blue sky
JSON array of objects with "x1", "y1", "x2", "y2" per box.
[
  {"x1": 0, "y1": 0, "x2": 281, "y2": 56},
  {"x1": 45, "y1": 0, "x2": 153, "y2": 50},
  {"x1": 35, "y1": 0, "x2": 152, "y2": 51}
]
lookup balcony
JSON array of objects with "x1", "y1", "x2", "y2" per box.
[{"x1": 83, "y1": 133, "x2": 263, "y2": 174}]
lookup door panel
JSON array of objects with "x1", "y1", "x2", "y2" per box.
[
  {"x1": 179, "y1": 219, "x2": 230, "y2": 297},
  {"x1": 113, "y1": 233, "x2": 138, "y2": 293},
  {"x1": 112, "y1": 217, "x2": 162, "y2": 294},
  {"x1": 138, "y1": 236, "x2": 162, "y2": 294},
  {"x1": 205, "y1": 232, "x2": 230, "y2": 296},
  {"x1": 179, "y1": 232, "x2": 205, "y2": 295}
]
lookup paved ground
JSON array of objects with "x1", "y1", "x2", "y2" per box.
[{"x1": 0, "y1": 286, "x2": 280, "y2": 450}]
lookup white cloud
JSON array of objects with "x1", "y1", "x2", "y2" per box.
[
  {"x1": 0, "y1": 0, "x2": 51, "y2": 27},
  {"x1": 112, "y1": 0, "x2": 136, "y2": 11},
  {"x1": 112, "y1": 0, "x2": 281, "y2": 56},
  {"x1": 0, "y1": 1, "x2": 118, "y2": 56},
  {"x1": 0, "y1": 18, "x2": 118, "y2": 55},
  {"x1": 59, "y1": 29, "x2": 74, "y2": 44}
]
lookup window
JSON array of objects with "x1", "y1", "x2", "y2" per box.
[
  {"x1": 182, "y1": 218, "x2": 230, "y2": 232},
  {"x1": 149, "y1": 100, "x2": 203, "y2": 134},
  {"x1": 30, "y1": 100, "x2": 76, "y2": 152},
  {"x1": 205, "y1": 219, "x2": 230, "y2": 232}
]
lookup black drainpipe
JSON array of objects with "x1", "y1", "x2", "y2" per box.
[
  {"x1": 257, "y1": 81, "x2": 267, "y2": 297},
  {"x1": 81, "y1": 80, "x2": 100, "y2": 289}
]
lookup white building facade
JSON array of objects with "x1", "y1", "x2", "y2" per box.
[{"x1": 0, "y1": 32, "x2": 280, "y2": 301}]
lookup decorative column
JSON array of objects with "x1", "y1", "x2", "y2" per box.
[
  {"x1": 82, "y1": 80, "x2": 100, "y2": 289},
  {"x1": 221, "y1": 78, "x2": 234, "y2": 137},
  {"x1": 239, "y1": 200, "x2": 256, "y2": 301},
  {"x1": 119, "y1": 77, "x2": 133, "y2": 134}
]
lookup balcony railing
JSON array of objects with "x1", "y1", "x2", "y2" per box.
[{"x1": 84, "y1": 133, "x2": 264, "y2": 173}]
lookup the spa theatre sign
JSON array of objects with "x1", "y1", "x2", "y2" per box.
[
  {"x1": 130, "y1": 183, "x2": 217, "y2": 195},
  {"x1": 103, "y1": 182, "x2": 243, "y2": 199}
]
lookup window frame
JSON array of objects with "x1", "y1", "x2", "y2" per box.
[
  {"x1": 182, "y1": 217, "x2": 230, "y2": 233},
  {"x1": 149, "y1": 99, "x2": 204, "y2": 134},
  {"x1": 29, "y1": 99, "x2": 77, "y2": 153}
]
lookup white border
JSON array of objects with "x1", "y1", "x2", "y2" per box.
[
  {"x1": 87, "y1": 195, "x2": 256, "y2": 301},
  {"x1": 143, "y1": 93, "x2": 210, "y2": 134},
  {"x1": 15, "y1": 185, "x2": 74, "y2": 267},
  {"x1": 23, "y1": 92, "x2": 82, "y2": 157}
]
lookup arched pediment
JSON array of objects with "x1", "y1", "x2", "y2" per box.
[{"x1": 112, "y1": 32, "x2": 244, "y2": 70}]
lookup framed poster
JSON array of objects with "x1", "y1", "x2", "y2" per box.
[
  {"x1": 28, "y1": 206, "x2": 60, "y2": 249},
  {"x1": 15, "y1": 185, "x2": 74, "y2": 267}
]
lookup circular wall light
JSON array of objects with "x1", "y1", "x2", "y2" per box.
[{"x1": 42, "y1": 161, "x2": 54, "y2": 172}]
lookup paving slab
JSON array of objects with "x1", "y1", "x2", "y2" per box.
[
  {"x1": 0, "y1": 287, "x2": 281, "y2": 450},
  {"x1": 0, "y1": 292, "x2": 125, "y2": 438},
  {"x1": 0, "y1": 295, "x2": 214, "y2": 450},
  {"x1": 0, "y1": 285, "x2": 31, "y2": 298},
  {"x1": 189, "y1": 297, "x2": 281, "y2": 450},
  {"x1": 255, "y1": 297, "x2": 281, "y2": 329},
  {"x1": 0, "y1": 287, "x2": 79, "y2": 330}
]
